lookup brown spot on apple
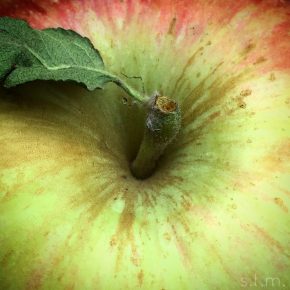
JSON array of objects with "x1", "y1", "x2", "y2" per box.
[
  {"x1": 168, "y1": 17, "x2": 177, "y2": 35},
  {"x1": 242, "y1": 43, "x2": 256, "y2": 55},
  {"x1": 163, "y1": 232, "x2": 171, "y2": 241},
  {"x1": 130, "y1": 246, "x2": 140, "y2": 266},
  {"x1": 238, "y1": 101, "x2": 247, "y2": 109},
  {"x1": 209, "y1": 111, "x2": 221, "y2": 120},
  {"x1": 240, "y1": 89, "x2": 252, "y2": 97},
  {"x1": 1, "y1": 250, "x2": 13, "y2": 267},
  {"x1": 269, "y1": 72, "x2": 276, "y2": 81},
  {"x1": 262, "y1": 140, "x2": 290, "y2": 172},
  {"x1": 253, "y1": 56, "x2": 267, "y2": 65},
  {"x1": 110, "y1": 237, "x2": 117, "y2": 247},
  {"x1": 274, "y1": 197, "x2": 288, "y2": 213},
  {"x1": 26, "y1": 267, "x2": 45, "y2": 290},
  {"x1": 137, "y1": 269, "x2": 144, "y2": 286},
  {"x1": 231, "y1": 204, "x2": 237, "y2": 209},
  {"x1": 65, "y1": 284, "x2": 75, "y2": 290},
  {"x1": 57, "y1": 274, "x2": 63, "y2": 282}
]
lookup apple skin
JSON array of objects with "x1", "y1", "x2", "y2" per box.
[{"x1": 0, "y1": 1, "x2": 289, "y2": 289}]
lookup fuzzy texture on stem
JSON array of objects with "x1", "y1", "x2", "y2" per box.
[{"x1": 131, "y1": 94, "x2": 181, "y2": 179}]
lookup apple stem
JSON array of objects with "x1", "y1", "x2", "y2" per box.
[{"x1": 130, "y1": 94, "x2": 181, "y2": 179}]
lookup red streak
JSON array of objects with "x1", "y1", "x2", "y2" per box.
[{"x1": 0, "y1": 0, "x2": 289, "y2": 71}]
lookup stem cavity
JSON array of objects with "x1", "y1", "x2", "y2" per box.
[{"x1": 130, "y1": 94, "x2": 181, "y2": 179}]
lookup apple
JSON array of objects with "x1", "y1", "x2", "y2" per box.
[{"x1": 0, "y1": 0, "x2": 289, "y2": 289}]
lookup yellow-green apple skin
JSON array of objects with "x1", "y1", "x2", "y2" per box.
[{"x1": 0, "y1": 1, "x2": 289, "y2": 289}]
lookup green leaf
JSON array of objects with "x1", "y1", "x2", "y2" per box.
[{"x1": 0, "y1": 17, "x2": 143, "y2": 102}]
